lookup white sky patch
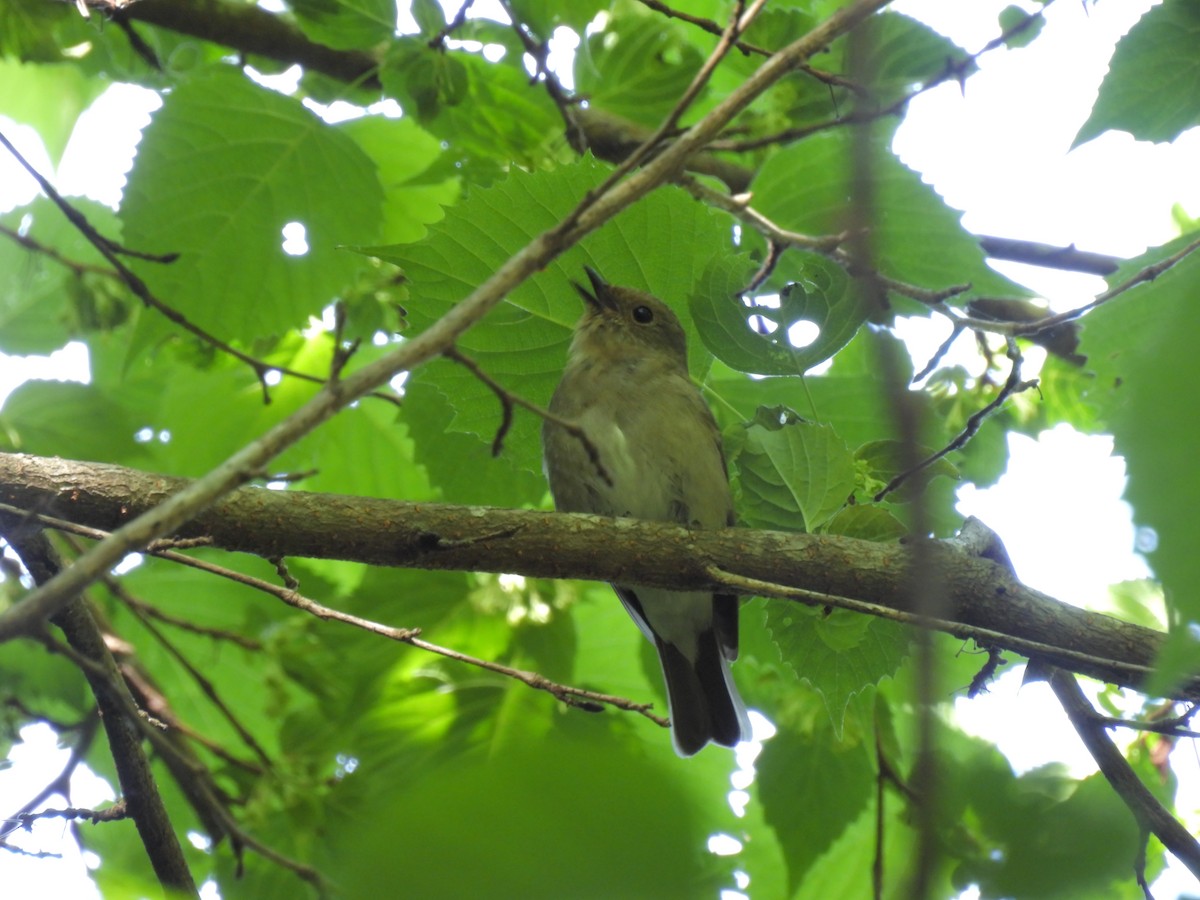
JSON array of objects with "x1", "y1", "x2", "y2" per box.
[
  {"x1": 280, "y1": 220, "x2": 309, "y2": 256},
  {"x1": 57, "y1": 84, "x2": 160, "y2": 209},
  {"x1": 0, "y1": 341, "x2": 90, "y2": 407}
]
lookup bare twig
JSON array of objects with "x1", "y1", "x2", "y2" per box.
[
  {"x1": 497, "y1": 0, "x2": 586, "y2": 151},
  {"x1": 443, "y1": 347, "x2": 613, "y2": 486},
  {"x1": 0, "y1": 223, "x2": 119, "y2": 278},
  {"x1": 0, "y1": 713, "x2": 99, "y2": 844},
  {"x1": 912, "y1": 321, "x2": 966, "y2": 383},
  {"x1": 874, "y1": 338, "x2": 1038, "y2": 501},
  {"x1": 5, "y1": 501, "x2": 663, "y2": 724},
  {"x1": 947, "y1": 236, "x2": 1200, "y2": 338},
  {"x1": 10, "y1": 800, "x2": 129, "y2": 828}
]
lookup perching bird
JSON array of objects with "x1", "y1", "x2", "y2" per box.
[{"x1": 542, "y1": 267, "x2": 749, "y2": 756}]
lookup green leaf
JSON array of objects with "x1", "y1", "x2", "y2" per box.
[
  {"x1": 0, "y1": 381, "x2": 148, "y2": 462},
  {"x1": 397, "y1": 361, "x2": 546, "y2": 506},
  {"x1": 963, "y1": 772, "x2": 1147, "y2": 896},
  {"x1": 505, "y1": 0, "x2": 606, "y2": 35},
  {"x1": 692, "y1": 252, "x2": 870, "y2": 374},
  {"x1": 120, "y1": 68, "x2": 383, "y2": 340},
  {"x1": 381, "y1": 40, "x2": 560, "y2": 170},
  {"x1": 1075, "y1": 0, "x2": 1200, "y2": 147},
  {"x1": 290, "y1": 0, "x2": 397, "y2": 50},
  {"x1": 576, "y1": 17, "x2": 705, "y2": 127},
  {"x1": 767, "y1": 603, "x2": 910, "y2": 734},
  {"x1": 325, "y1": 734, "x2": 740, "y2": 899},
  {"x1": 997, "y1": 5, "x2": 1045, "y2": 50},
  {"x1": 0, "y1": 0, "x2": 71, "y2": 60},
  {"x1": 338, "y1": 115, "x2": 460, "y2": 245},
  {"x1": 756, "y1": 723, "x2": 875, "y2": 893},
  {"x1": 1080, "y1": 237, "x2": 1200, "y2": 693},
  {"x1": 0, "y1": 198, "x2": 130, "y2": 354},
  {"x1": 729, "y1": 416, "x2": 856, "y2": 532},
  {"x1": 409, "y1": 0, "x2": 444, "y2": 37},
  {"x1": 0, "y1": 59, "x2": 104, "y2": 162},
  {"x1": 857, "y1": 11, "x2": 975, "y2": 98}
]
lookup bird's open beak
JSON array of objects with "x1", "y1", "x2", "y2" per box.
[{"x1": 572, "y1": 266, "x2": 616, "y2": 313}]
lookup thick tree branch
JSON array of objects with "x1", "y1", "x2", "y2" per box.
[
  {"x1": 109, "y1": 0, "x2": 381, "y2": 86},
  {"x1": 0, "y1": 452, "x2": 1188, "y2": 703},
  {"x1": 0, "y1": 0, "x2": 893, "y2": 641}
]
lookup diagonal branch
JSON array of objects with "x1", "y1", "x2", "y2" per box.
[
  {"x1": 1047, "y1": 667, "x2": 1200, "y2": 883},
  {"x1": 0, "y1": 0, "x2": 896, "y2": 642},
  {"x1": 0, "y1": 514, "x2": 198, "y2": 896}
]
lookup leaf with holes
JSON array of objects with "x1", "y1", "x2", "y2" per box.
[{"x1": 120, "y1": 68, "x2": 382, "y2": 341}]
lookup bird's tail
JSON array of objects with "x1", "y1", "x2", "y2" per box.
[{"x1": 657, "y1": 633, "x2": 750, "y2": 757}]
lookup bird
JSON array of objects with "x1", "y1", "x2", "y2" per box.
[{"x1": 542, "y1": 266, "x2": 750, "y2": 756}]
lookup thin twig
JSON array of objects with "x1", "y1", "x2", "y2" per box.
[
  {"x1": 6, "y1": 501, "x2": 664, "y2": 724},
  {"x1": 257, "y1": 566, "x2": 669, "y2": 725},
  {"x1": 874, "y1": 338, "x2": 1038, "y2": 501},
  {"x1": 702, "y1": 565, "x2": 1162, "y2": 693},
  {"x1": 10, "y1": 800, "x2": 129, "y2": 828},
  {"x1": 912, "y1": 322, "x2": 966, "y2": 383},
  {"x1": 444, "y1": 346, "x2": 614, "y2": 487},
  {"x1": 497, "y1": 0, "x2": 586, "y2": 151},
  {"x1": 0, "y1": 223, "x2": 120, "y2": 278},
  {"x1": 946, "y1": 236, "x2": 1200, "y2": 338},
  {"x1": 0, "y1": 713, "x2": 99, "y2": 843}
]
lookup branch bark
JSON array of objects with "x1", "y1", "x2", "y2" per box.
[
  {"x1": 0, "y1": 452, "x2": 1186, "y2": 702},
  {"x1": 1047, "y1": 667, "x2": 1200, "y2": 882},
  {"x1": 0, "y1": 0, "x2": 894, "y2": 642},
  {"x1": 0, "y1": 511, "x2": 198, "y2": 897}
]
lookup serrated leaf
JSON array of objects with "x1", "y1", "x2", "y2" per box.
[
  {"x1": 338, "y1": 116, "x2": 460, "y2": 244},
  {"x1": 766, "y1": 604, "x2": 910, "y2": 735},
  {"x1": 692, "y1": 253, "x2": 870, "y2": 374},
  {"x1": 756, "y1": 725, "x2": 874, "y2": 892},
  {"x1": 120, "y1": 68, "x2": 383, "y2": 340},
  {"x1": 575, "y1": 17, "x2": 705, "y2": 127},
  {"x1": 1080, "y1": 238, "x2": 1200, "y2": 694},
  {"x1": 1074, "y1": 0, "x2": 1200, "y2": 147},
  {"x1": 730, "y1": 417, "x2": 856, "y2": 532}
]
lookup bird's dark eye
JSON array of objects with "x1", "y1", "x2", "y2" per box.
[{"x1": 632, "y1": 305, "x2": 654, "y2": 324}]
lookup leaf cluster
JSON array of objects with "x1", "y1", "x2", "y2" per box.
[{"x1": 0, "y1": 1, "x2": 1198, "y2": 897}]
